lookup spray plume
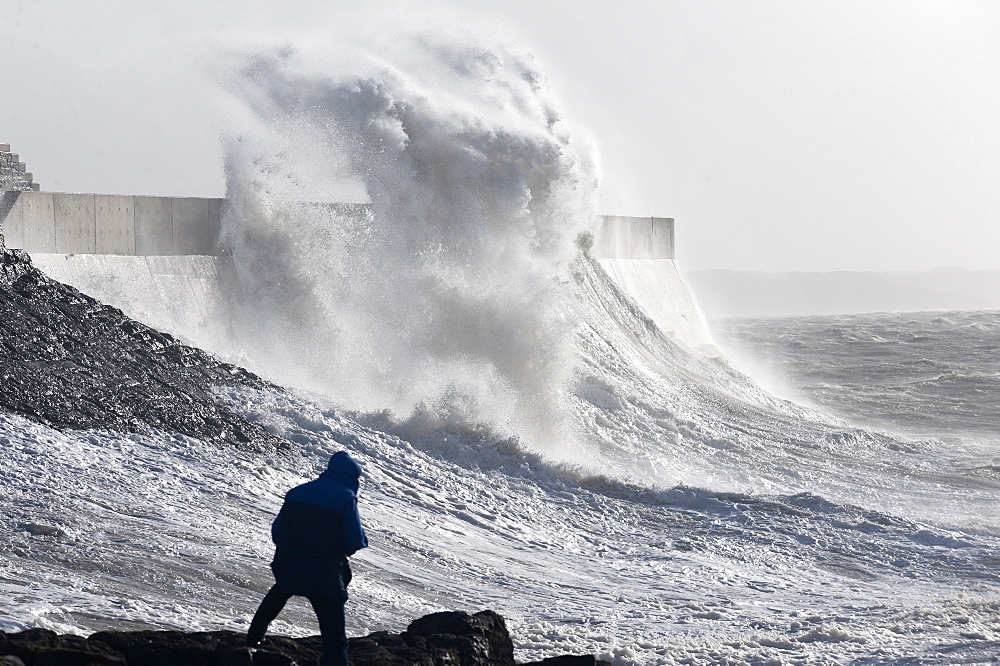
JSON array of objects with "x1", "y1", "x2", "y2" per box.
[{"x1": 220, "y1": 34, "x2": 599, "y2": 447}]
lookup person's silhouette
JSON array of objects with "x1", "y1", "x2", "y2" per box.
[{"x1": 248, "y1": 451, "x2": 369, "y2": 666}]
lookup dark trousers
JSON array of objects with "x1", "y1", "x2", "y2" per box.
[{"x1": 248, "y1": 583, "x2": 348, "y2": 666}]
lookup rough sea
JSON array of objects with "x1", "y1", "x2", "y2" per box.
[
  {"x1": 2, "y1": 34, "x2": 999, "y2": 666},
  {"x1": 716, "y1": 310, "x2": 1000, "y2": 445},
  {"x1": 4, "y1": 261, "x2": 999, "y2": 665}
]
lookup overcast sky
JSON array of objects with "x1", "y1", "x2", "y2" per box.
[{"x1": 2, "y1": 0, "x2": 998, "y2": 272}]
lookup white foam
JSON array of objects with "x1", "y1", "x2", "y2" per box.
[{"x1": 214, "y1": 34, "x2": 598, "y2": 452}]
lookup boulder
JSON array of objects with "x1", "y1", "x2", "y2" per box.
[
  {"x1": 521, "y1": 657, "x2": 613, "y2": 666},
  {"x1": 347, "y1": 610, "x2": 515, "y2": 666}
]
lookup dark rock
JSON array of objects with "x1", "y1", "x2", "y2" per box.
[
  {"x1": 409, "y1": 611, "x2": 515, "y2": 666},
  {"x1": 0, "y1": 628, "x2": 60, "y2": 663},
  {"x1": 87, "y1": 630, "x2": 263, "y2": 666},
  {"x1": 348, "y1": 610, "x2": 515, "y2": 666},
  {"x1": 521, "y1": 656, "x2": 613, "y2": 666},
  {"x1": 2, "y1": 610, "x2": 604, "y2": 665},
  {"x1": 0, "y1": 248, "x2": 284, "y2": 449},
  {"x1": 0, "y1": 627, "x2": 125, "y2": 665}
]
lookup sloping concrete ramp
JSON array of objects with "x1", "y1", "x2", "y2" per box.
[
  {"x1": 597, "y1": 257, "x2": 713, "y2": 348},
  {"x1": 20, "y1": 209, "x2": 712, "y2": 354},
  {"x1": 30, "y1": 254, "x2": 232, "y2": 353}
]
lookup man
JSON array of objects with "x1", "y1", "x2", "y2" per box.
[{"x1": 247, "y1": 451, "x2": 369, "y2": 666}]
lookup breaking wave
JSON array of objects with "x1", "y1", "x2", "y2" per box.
[
  {"x1": 218, "y1": 35, "x2": 598, "y2": 449},
  {"x1": 212, "y1": 33, "x2": 998, "y2": 533},
  {"x1": 3, "y1": 25, "x2": 998, "y2": 665}
]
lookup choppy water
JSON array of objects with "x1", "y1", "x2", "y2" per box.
[
  {"x1": 3, "y1": 258, "x2": 999, "y2": 665},
  {"x1": 3, "y1": 33, "x2": 1000, "y2": 666},
  {"x1": 716, "y1": 310, "x2": 1000, "y2": 443}
]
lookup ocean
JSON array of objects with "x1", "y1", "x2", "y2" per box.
[
  {"x1": 3, "y1": 262, "x2": 998, "y2": 664},
  {"x1": 3, "y1": 35, "x2": 999, "y2": 665},
  {"x1": 716, "y1": 310, "x2": 1000, "y2": 444}
]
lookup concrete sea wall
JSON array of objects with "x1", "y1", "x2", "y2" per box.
[
  {"x1": 0, "y1": 191, "x2": 673, "y2": 261},
  {"x1": 4, "y1": 187, "x2": 708, "y2": 348},
  {"x1": 1, "y1": 191, "x2": 223, "y2": 256},
  {"x1": 591, "y1": 215, "x2": 674, "y2": 260},
  {"x1": 0, "y1": 145, "x2": 705, "y2": 351}
]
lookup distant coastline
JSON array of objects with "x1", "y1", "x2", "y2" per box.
[{"x1": 687, "y1": 269, "x2": 1000, "y2": 319}]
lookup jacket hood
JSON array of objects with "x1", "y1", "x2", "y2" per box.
[{"x1": 320, "y1": 451, "x2": 362, "y2": 493}]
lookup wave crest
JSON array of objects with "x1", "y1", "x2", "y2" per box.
[{"x1": 219, "y1": 36, "x2": 599, "y2": 447}]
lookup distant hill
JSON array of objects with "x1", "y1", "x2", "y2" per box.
[{"x1": 686, "y1": 269, "x2": 1000, "y2": 318}]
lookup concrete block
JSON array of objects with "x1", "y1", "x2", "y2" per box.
[
  {"x1": 135, "y1": 196, "x2": 174, "y2": 255},
  {"x1": 0, "y1": 144, "x2": 10, "y2": 152},
  {"x1": 593, "y1": 215, "x2": 674, "y2": 259},
  {"x1": 651, "y1": 217, "x2": 674, "y2": 259},
  {"x1": 17, "y1": 191, "x2": 56, "y2": 252},
  {"x1": 614, "y1": 216, "x2": 635, "y2": 258},
  {"x1": 598, "y1": 257, "x2": 712, "y2": 347},
  {"x1": 31, "y1": 183, "x2": 40, "y2": 191},
  {"x1": 1, "y1": 191, "x2": 23, "y2": 248},
  {"x1": 206, "y1": 197, "x2": 223, "y2": 255},
  {"x1": 171, "y1": 197, "x2": 213, "y2": 255},
  {"x1": 96, "y1": 194, "x2": 136, "y2": 255},
  {"x1": 600, "y1": 215, "x2": 635, "y2": 258},
  {"x1": 629, "y1": 217, "x2": 654, "y2": 260},
  {"x1": 591, "y1": 216, "x2": 612, "y2": 258},
  {"x1": 17, "y1": 162, "x2": 26, "y2": 172},
  {"x1": 54, "y1": 193, "x2": 97, "y2": 253}
]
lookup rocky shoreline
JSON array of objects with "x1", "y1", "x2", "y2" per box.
[
  {"x1": 0, "y1": 610, "x2": 609, "y2": 665},
  {"x1": 0, "y1": 247, "x2": 283, "y2": 449},
  {"x1": 0, "y1": 250, "x2": 613, "y2": 665}
]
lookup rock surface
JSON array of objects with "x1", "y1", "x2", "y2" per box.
[
  {"x1": 0, "y1": 248, "x2": 283, "y2": 449},
  {"x1": 0, "y1": 611, "x2": 610, "y2": 665}
]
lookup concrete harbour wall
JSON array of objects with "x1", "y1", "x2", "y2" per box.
[
  {"x1": 16, "y1": 202, "x2": 706, "y2": 349},
  {"x1": 1, "y1": 145, "x2": 701, "y2": 348},
  {"x1": 2, "y1": 191, "x2": 223, "y2": 256},
  {"x1": 2, "y1": 190, "x2": 673, "y2": 261},
  {"x1": 591, "y1": 216, "x2": 674, "y2": 260}
]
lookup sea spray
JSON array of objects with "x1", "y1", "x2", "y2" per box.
[{"x1": 219, "y1": 36, "x2": 599, "y2": 448}]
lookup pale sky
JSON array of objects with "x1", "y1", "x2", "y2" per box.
[{"x1": 2, "y1": 0, "x2": 998, "y2": 272}]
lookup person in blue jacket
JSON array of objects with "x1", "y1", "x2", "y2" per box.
[{"x1": 247, "y1": 451, "x2": 369, "y2": 666}]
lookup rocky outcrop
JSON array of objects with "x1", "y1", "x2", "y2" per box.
[
  {"x1": 0, "y1": 627, "x2": 125, "y2": 665},
  {"x1": 0, "y1": 611, "x2": 610, "y2": 665},
  {"x1": 0, "y1": 248, "x2": 283, "y2": 449}
]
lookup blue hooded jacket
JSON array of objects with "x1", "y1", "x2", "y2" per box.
[{"x1": 269, "y1": 452, "x2": 369, "y2": 597}]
